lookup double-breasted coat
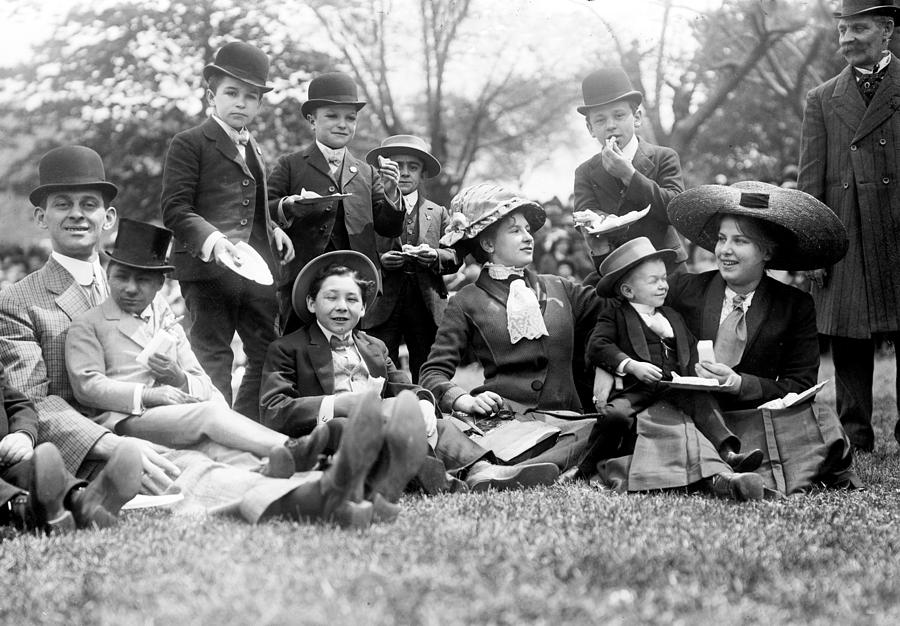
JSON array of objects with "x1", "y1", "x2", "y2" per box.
[{"x1": 798, "y1": 54, "x2": 900, "y2": 337}]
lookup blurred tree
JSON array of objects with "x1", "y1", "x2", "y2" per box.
[
  {"x1": 306, "y1": 0, "x2": 583, "y2": 205},
  {"x1": 0, "y1": 0, "x2": 335, "y2": 222}
]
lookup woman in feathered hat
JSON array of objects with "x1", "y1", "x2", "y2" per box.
[{"x1": 419, "y1": 183, "x2": 604, "y2": 472}]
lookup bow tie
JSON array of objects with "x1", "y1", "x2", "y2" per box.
[
  {"x1": 330, "y1": 335, "x2": 354, "y2": 351},
  {"x1": 486, "y1": 265, "x2": 526, "y2": 281},
  {"x1": 236, "y1": 128, "x2": 250, "y2": 146},
  {"x1": 327, "y1": 156, "x2": 342, "y2": 168}
]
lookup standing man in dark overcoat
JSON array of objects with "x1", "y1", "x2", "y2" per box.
[{"x1": 798, "y1": 0, "x2": 900, "y2": 452}]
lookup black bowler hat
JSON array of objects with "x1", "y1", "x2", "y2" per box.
[
  {"x1": 104, "y1": 219, "x2": 175, "y2": 271},
  {"x1": 301, "y1": 72, "x2": 366, "y2": 118},
  {"x1": 833, "y1": 0, "x2": 900, "y2": 18},
  {"x1": 29, "y1": 146, "x2": 118, "y2": 207},
  {"x1": 577, "y1": 67, "x2": 643, "y2": 115},
  {"x1": 203, "y1": 41, "x2": 273, "y2": 93}
]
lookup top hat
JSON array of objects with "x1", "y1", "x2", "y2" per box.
[
  {"x1": 365, "y1": 135, "x2": 442, "y2": 178},
  {"x1": 203, "y1": 41, "x2": 273, "y2": 93},
  {"x1": 301, "y1": 72, "x2": 367, "y2": 118},
  {"x1": 439, "y1": 183, "x2": 546, "y2": 262},
  {"x1": 596, "y1": 237, "x2": 678, "y2": 297},
  {"x1": 577, "y1": 68, "x2": 643, "y2": 115},
  {"x1": 292, "y1": 250, "x2": 381, "y2": 324},
  {"x1": 667, "y1": 181, "x2": 849, "y2": 271},
  {"x1": 29, "y1": 146, "x2": 119, "y2": 207},
  {"x1": 833, "y1": 0, "x2": 900, "y2": 18},
  {"x1": 104, "y1": 218, "x2": 175, "y2": 271}
]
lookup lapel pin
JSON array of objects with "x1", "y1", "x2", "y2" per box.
[{"x1": 349, "y1": 166, "x2": 358, "y2": 174}]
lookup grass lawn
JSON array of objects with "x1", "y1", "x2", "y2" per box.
[{"x1": 3, "y1": 355, "x2": 900, "y2": 625}]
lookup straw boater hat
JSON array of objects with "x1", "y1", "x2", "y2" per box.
[
  {"x1": 596, "y1": 237, "x2": 678, "y2": 297},
  {"x1": 104, "y1": 219, "x2": 175, "y2": 272},
  {"x1": 29, "y1": 146, "x2": 118, "y2": 207},
  {"x1": 577, "y1": 67, "x2": 643, "y2": 116},
  {"x1": 291, "y1": 250, "x2": 381, "y2": 324},
  {"x1": 833, "y1": 0, "x2": 900, "y2": 18},
  {"x1": 301, "y1": 72, "x2": 366, "y2": 118},
  {"x1": 667, "y1": 181, "x2": 849, "y2": 271},
  {"x1": 365, "y1": 135, "x2": 442, "y2": 179},
  {"x1": 439, "y1": 183, "x2": 546, "y2": 262},
  {"x1": 203, "y1": 41, "x2": 273, "y2": 93}
]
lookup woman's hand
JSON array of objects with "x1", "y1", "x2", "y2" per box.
[
  {"x1": 695, "y1": 361, "x2": 742, "y2": 394},
  {"x1": 453, "y1": 391, "x2": 504, "y2": 416},
  {"x1": 592, "y1": 367, "x2": 615, "y2": 410},
  {"x1": 624, "y1": 360, "x2": 663, "y2": 384}
]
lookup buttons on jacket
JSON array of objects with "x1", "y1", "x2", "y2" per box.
[
  {"x1": 880, "y1": 138, "x2": 887, "y2": 146},
  {"x1": 241, "y1": 199, "x2": 250, "y2": 206},
  {"x1": 531, "y1": 380, "x2": 543, "y2": 391},
  {"x1": 850, "y1": 145, "x2": 858, "y2": 151},
  {"x1": 883, "y1": 177, "x2": 891, "y2": 184},
  {"x1": 242, "y1": 179, "x2": 250, "y2": 186},
  {"x1": 842, "y1": 182, "x2": 849, "y2": 189},
  {"x1": 328, "y1": 185, "x2": 336, "y2": 193},
  {"x1": 239, "y1": 218, "x2": 248, "y2": 226}
]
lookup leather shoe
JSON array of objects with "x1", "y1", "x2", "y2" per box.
[
  {"x1": 69, "y1": 439, "x2": 143, "y2": 528},
  {"x1": 413, "y1": 456, "x2": 469, "y2": 494},
  {"x1": 263, "y1": 422, "x2": 334, "y2": 478},
  {"x1": 723, "y1": 448, "x2": 764, "y2": 473},
  {"x1": 465, "y1": 460, "x2": 560, "y2": 492},
  {"x1": 370, "y1": 493, "x2": 401, "y2": 523},
  {"x1": 555, "y1": 467, "x2": 585, "y2": 485},
  {"x1": 31, "y1": 443, "x2": 75, "y2": 534},
  {"x1": 367, "y1": 390, "x2": 428, "y2": 504},
  {"x1": 708, "y1": 471, "x2": 764, "y2": 501}
]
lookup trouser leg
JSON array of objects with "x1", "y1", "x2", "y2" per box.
[
  {"x1": 830, "y1": 334, "x2": 875, "y2": 450},
  {"x1": 233, "y1": 280, "x2": 279, "y2": 421},
  {"x1": 181, "y1": 278, "x2": 239, "y2": 406}
]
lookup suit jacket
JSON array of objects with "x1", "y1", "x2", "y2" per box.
[
  {"x1": 0, "y1": 258, "x2": 110, "y2": 473},
  {"x1": 587, "y1": 300, "x2": 696, "y2": 391},
  {"x1": 666, "y1": 271, "x2": 819, "y2": 410},
  {"x1": 0, "y1": 364, "x2": 38, "y2": 444},
  {"x1": 798, "y1": 55, "x2": 900, "y2": 336},
  {"x1": 420, "y1": 269, "x2": 603, "y2": 414},
  {"x1": 365, "y1": 195, "x2": 461, "y2": 328},
  {"x1": 65, "y1": 295, "x2": 222, "y2": 430},
  {"x1": 161, "y1": 117, "x2": 282, "y2": 283},
  {"x1": 267, "y1": 143, "x2": 403, "y2": 288},
  {"x1": 574, "y1": 139, "x2": 686, "y2": 261},
  {"x1": 259, "y1": 323, "x2": 427, "y2": 437}
]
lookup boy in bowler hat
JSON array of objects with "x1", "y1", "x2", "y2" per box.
[
  {"x1": 267, "y1": 71, "x2": 404, "y2": 333},
  {"x1": 573, "y1": 67, "x2": 686, "y2": 269},
  {"x1": 161, "y1": 41, "x2": 295, "y2": 421},
  {"x1": 364, "y1": 135, "x2": 461, "y2": 382}
]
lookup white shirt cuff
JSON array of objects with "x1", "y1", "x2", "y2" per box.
[
  {"x1": 200, "y1": 232, "x2": 227, "y2": 262},
  {"x1": 615, "y1": 358, "x2": 632, "y2": 377},
  {"x1": 133, "y1": 384, "x2": 145, "y2": 415},
  {"x1": 318, "y1": 395, "x2": 336, "y2": 424},
  {"x1": 277, "y1": 197, "x2": 293, "y2": 227}
]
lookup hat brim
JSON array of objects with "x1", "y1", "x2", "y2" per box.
[
  {"x1": 104, "y1": 250, "x2": 174, "y2": 272},
  {"x1": 450, "y1": 202, "x2": 547, "y2": 261},
  {"x1": 301, "y1": 98, "x2": 367, "y2": 118},
  {"x1": 29, "y1": 181, "x2": 119, "y2": 207},
  {"x1": 596, "y1": 249, "x2": 678, "y2": 297},
  {"x1": 577, "y1": 91, "x2": 643, "y2": 115},
  {"x1": 833, "y1": 5, "x2": 900, "y2": 18},
  {"x1": 203, "y1": 64, "x2": 273, "y2": 93},
  {"x1": 365, "y1": 146, "x2": 441, "y2": 178},
  {"x1": 667, "y1": 182, "x2": 849, "y2": 271},
  {"x1": 292, "y1": 251, "x2": 381, "y2": 324}
]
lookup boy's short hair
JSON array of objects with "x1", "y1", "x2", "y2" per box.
[
  {"x1": 308, "y1": 264, "x2": 375, "y2": 303},
  {"x1": 206, "y1": 70, "x2": 263, "y2": 99},
  {"x1": 106, "y1": 259, "x2": 168, "y2": 282}
]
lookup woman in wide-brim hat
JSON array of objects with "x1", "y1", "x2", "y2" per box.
[
  {"x1": 645, "y1": 181, "x2": 859, "y2": 494},
  {"x1": 419, "y1": 183, "x2": 604, "y2": 472}
]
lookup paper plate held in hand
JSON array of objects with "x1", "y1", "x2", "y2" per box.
[
  {"x1": 220, "y1": 241, "x2": 273, "y2": 285},
  {"x1": 661, "y1": 374, "x2": 723, "y2": 391},
  {"x1": 297, "y1": 192, "x2": 351, "y2": 205},
  {"x1": 121, "y1": 492, "x2": 185, "y2": 511},
  {"x1": 574, "y1": 205, "x2": 651, "y2": 235}
]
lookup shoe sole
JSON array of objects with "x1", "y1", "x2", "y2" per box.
[
  {"x1": 731, "y1": 449, "x2": 765, "y2": 473},
  {"x1": 368, "y1": 391, "x2": 428, "y2": 503},
  {"x1": 262, "y1": 446, "x2": 296, "y2": 479},
  {"x1": 32, "y1": 444, "x2": 75, "y2": 534},
  {"x1": 469, "y1": 462, "x2": 561, "y2": 492},
  {"x1": 90, "y1": 440, "x2": 144, "y2": 522},
  {"x1": 732, "y1": 473, "x2": 765, "y2": 501}
]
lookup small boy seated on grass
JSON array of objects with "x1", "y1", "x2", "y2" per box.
[{"x1": 580, "y1": 237, "x2": 763, "y2": 477}]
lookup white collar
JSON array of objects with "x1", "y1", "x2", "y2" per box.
[
  {"x1": 628, "y1": 301, "x2": 658, "y2": 316},
  {"x1": 403, "y1": 189, "x2": 419, "y2": 213},
  {"x1": 724, "y1": 286, "x2": 755, "y2": 309},
  {"x1": 316, "y1": 141, "x2": 346, "y2": 164},
  {"x1": 316, "y1": 321, "x2": 352, "y2": 345},
  {"x1": 855, "y1": 52, "x2": 891, "y2": 74},
  {"x1": 51, "y1": 251, "x2": 104, "y2": 287},
  {"x1": 212, "y1": 115, "x2": 248, "y2": 142},
  {"x1": 621, "y1": 135, "x2": 639, "y2": 163}
]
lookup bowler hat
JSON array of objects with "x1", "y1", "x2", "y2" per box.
[
  {"x1": 667, "y1": 181, "x2": 848, "y2": 271},
  {"x1": 292, "y1": 250, "x2": 381, "y2": 324},
  {"x1": 203, "y1": 41, "x2": 273, "y2": 93},
  {"x1": 104, "y1": 218, "x2": 175, "y2": 271},
  {"x1": 301, "y1": 72, "x2": 366, "y2": 118},
  {"x1": 577, "y1": 68, "x2": 643, "y2": 115},
  {"x1": 833, "y1": 0, "x2": 900, "y2": 18},
  {"x1": 365, "y1": 135, "x2": 442, "y2": 178},
  {"x1": 596, "y1": 237, "x2": 677, "y2": 297},
  {"x1": 29, "y1": 146, "x2": 119, "y2": 207}
]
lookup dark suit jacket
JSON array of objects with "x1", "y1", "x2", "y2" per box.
[
  {"x1": 666, "y1": 271, "x2": 819, "y2": 410},
  {"x1": 574, "y1": 139, "x2": 686, "y2": 261},
  {"x1": 587, "y1": 300, "x2": 696, "y2": 391},
  {"x1": 798, "y1": 54, "x2": 900, "y2": 336},
  {"x1": 365, "y1": 195, "x2": 461, "y2": 328},
  {"x1": 0, "y1": 364, "x2": 38, "y2": 444},
  {"x1": 267, "y1": 143, "x2": 403, "y2": 289},
  {"x1": 161, "y1": 118, "x2": 281, "y2": 282},
  {"x1": 259, "y1": 323, "x2": 428, "y2": 437}
]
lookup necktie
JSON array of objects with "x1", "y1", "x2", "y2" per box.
[
  {"x1": 88, "y1": 272, "x2": 107, "y2": 307},
  {"x1": 330, "y1": 335, "x2": 353, "y2": 351},
  {"x1": 643, "y1": 312, "x2": 673, "y2": 339},
  {"x1": 327, "y1": 156, "x2": 342, "y2": 176},
  {"x1": 714, "y1": 295, "x2": 747, "y2": 367},
  {"x1": 236, "y1": 128, "x2": 250, "y2": 146}
]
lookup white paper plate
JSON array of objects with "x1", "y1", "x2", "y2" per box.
[
  {"x1": 121, "y1": 492, "x2": 185, "y2": 511},
  {"x1": 220, "y1": 241, "x2": 273, "y2": 285},
  {"x1": 297, "y1": 192, "x2": 351, "y2": 205},
  {"x1": 575, "y1": 205, "x2": 651, "y2": 235},
  {"x1": 661, "y1": 374, "x2": 723, "y2": 391}
]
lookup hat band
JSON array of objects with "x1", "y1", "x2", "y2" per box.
[{"x1": 739, "y1": 192, "x2": 769, "y2": 209}]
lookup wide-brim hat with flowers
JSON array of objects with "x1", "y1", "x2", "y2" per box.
[
  {"x1": 667, "y1": 181, "x2": 848, "y2": 270},
  {"x1": 291, "y1": 250, "x2": 381, "y2": 324},
  {"x1": 439, "y1": 183, "x2": 546, "y2": 260}
]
